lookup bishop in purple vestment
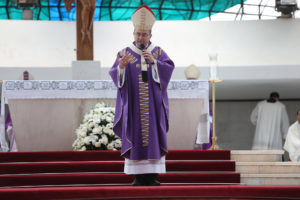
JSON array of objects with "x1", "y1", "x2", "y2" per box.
[{"x1": 109, "y1": 5, "x2": 174, "y2": 186}]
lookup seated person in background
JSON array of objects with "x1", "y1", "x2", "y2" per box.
[
  {"x1": 284, "y1": 109, "x2": 300, "y2": 162},
  {"x1": 18, "y1": 70, "x2": 34, "y2": 80}
]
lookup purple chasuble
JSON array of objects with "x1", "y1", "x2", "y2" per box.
[{"x1": 109, "y1": 42, "x2": 174, "y2": 161}]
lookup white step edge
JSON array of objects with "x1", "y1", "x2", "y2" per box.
[
  {"x1": 231, "y1": 150, "x2": 284, "y2": 155},
  {"x1": 231, "y1": 150, "x2": 284, "y2": 162},
  {"x1": 241, "y1": 174, "x2": 300, "y2": 185},
  {"x1": 236, "y1": 162, "x2": 300, "y2": 174}
]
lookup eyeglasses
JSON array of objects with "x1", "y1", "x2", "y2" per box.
[{"x1": 134, "y1": 32, "x2": 150, "y2": 38}]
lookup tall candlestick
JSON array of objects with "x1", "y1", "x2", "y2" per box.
[{"x1": 208, "y1": 53, "x2": 222, "y2": 150}]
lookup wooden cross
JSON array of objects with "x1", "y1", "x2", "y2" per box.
[{"x1": 64, "y1": 0, "x2": 96, "y2": 60}]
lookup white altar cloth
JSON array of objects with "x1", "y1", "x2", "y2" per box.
[{"x1": 0, "y1": 80, "x2": 209, "y2": 152}]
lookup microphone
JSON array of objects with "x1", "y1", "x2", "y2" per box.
[
  {"x1": 140, "y1": 44, "x2": 149, "y2": 64},
  {"x1": 140, "y1": 44, "x2": 148, "y2": 82}
]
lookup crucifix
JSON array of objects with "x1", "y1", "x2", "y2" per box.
[{"x1": 64, "y1": 0, "x2": 96, "y2": 60}]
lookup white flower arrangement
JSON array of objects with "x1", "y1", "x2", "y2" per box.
[{"x1": 72, "y1": 102, "x2": 121, "y2": 151}]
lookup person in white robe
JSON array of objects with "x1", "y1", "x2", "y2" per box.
[
  {"x1": 251, "y1": 92, "x2": 289, "y2": 150},
  {"x1": 284, "y1": 109, "x2": 300, "y2": 162}
]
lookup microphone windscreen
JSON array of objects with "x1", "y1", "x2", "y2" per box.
[
  {"x1": 142, "y1": 71, "x2": 148, "y2": 82},
  {"x1": 140, "y1": 44, "x2": 148, "y2": 64}
]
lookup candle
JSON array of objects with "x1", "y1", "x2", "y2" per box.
[{"x1": 209, "y1": 53, "x2": 219, "y2": 80}]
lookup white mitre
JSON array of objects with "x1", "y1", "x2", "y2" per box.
[
  {"x1": 184, "y1": 64, "x2": 200, "y2": 80},
  {"x1": 131, "y1": 5, "x2": 156, "y2": 31}
]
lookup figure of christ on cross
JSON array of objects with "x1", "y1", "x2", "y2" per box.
[
  {"x1": 64, "y1": 0, "x2": 96, "y2": 60},
  {"x1": 65, "y1": 0, "x2": 96, "y2": 42}
]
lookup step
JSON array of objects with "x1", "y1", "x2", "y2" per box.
[
  {"x1": 167, "y1": 150, "x2": 230, "y2": 160},
  {"x1": 231, "y1": 150, "x2": 284, "y2": 162},
  {"x1": 0, "y1": 160, "x2": 236, "y2": 174},
  {"x1": 0, "y1": 151, "x2": 123, "y2": 162},
  {"x1": 1, "y1": 185, "x2": 300, "y2": 200},
  {"x1": 236, "y1": 162, "x2": 300, "y2": 174},
  {"x1": 0, "y1": 150, "x2": 230, "y2": 163},
  {"x1": 241, "y1": 174, "x2": 300, "y2": 185},
  {"x1": 0, "y1": 172, "x2": 240, "y2": 187}
]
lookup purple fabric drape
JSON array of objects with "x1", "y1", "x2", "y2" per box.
[
  {"x1": 194, "y1": 105, "x2": 212, "y2": 150},
  {"x1": 202, "y1": 106, "x2": 213, "y2": 149},
  {"x1": 0, "y1": 106, "x2": 18, "y2": 152},
  {"x1": 5, "y1": 111, "x2": 12, "y2": 130}
]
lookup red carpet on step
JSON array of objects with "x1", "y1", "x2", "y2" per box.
[
  {"x1": 0, "y1": 150, "x2": 231, "y2": 162},
  {"x1": 1, "y1": 150, "x2": 299, "y2": 199},
  {"x1": 0, "y1": 160, "x2": 235, "y2": 174},
  {"x1": 0, "y1": 172, "x2": 240, "y2": 187},
  {"x1": 1, "y1": 185, "x2": 300, "y2": 200}
]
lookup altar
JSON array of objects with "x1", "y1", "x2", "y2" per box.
[{"x1": 1, "y1": 80, "x2": 209, "y2": 151}]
